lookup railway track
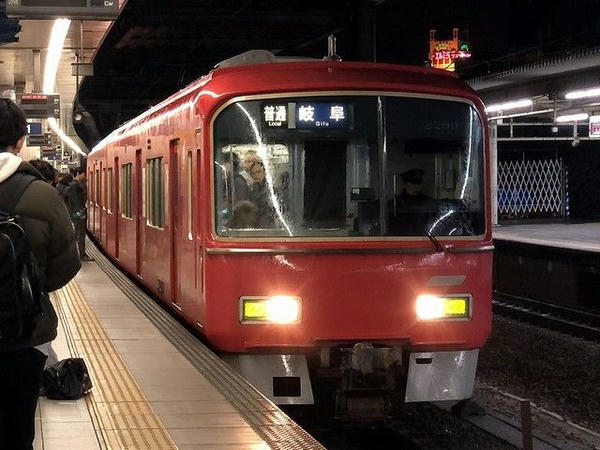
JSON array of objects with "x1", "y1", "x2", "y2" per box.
[
  {"x1": 493, "y1": 291, "x2": 600, "y2": 341},
  {"x1": 285, "y1": 402, "x2": 514, "y2": 449}
]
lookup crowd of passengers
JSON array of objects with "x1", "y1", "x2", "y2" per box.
[
  {"x1": 222, "y1": 150, "x2": 288, "y2": 229},
  {"x1": 27, "y1": 159, "x2": 92, "y2": 260}
]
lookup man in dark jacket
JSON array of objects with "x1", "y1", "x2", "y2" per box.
[
  {"x1": 0, "y1": 98, "x2": 81, "y2": 449},
  {"x1": 64, "y1": 166, "x2": 92, "y2": 261}
]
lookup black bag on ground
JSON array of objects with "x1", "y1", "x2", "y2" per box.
[
  {"x1": 0, "y1": 173, "x2": 44, "y2": 344},
  {"x1": 43, "y1": 357, "x2": 93, "y2": 400}
]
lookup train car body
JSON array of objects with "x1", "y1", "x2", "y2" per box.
[{"x1": 87, "y1": 52, "x2": 492, "y2": 418}]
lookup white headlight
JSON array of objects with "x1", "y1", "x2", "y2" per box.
[
  {"x1": 266, "y1": 296, "x2": 300, "y2": 323},
  {"x1": 416, "y1": 294, "x2": 470, "y2": 320},
  {"x1": 241, "y1": 296, "x2": 301, "y2": 324},
  {"x1": 416, "y1": 295, "x2": 446, "y2": 320}
]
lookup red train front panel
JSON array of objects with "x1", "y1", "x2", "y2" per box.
[{"x1": 87, "y1": 60, "x2": 492, "y2": 416}]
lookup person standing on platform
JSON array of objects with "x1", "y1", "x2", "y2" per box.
[
  {"x1": 56, "y1": 172, "x2": 73, "y2": 201},
  {"x1": 65, "y1": 167, "x2": 93, "y2": 261},
  {"x1": 27, "y1": 159, "x2": 55, "y2": 184},
  {"x1": 0, "y1": 98, "x2": 80, "y2": 450}
]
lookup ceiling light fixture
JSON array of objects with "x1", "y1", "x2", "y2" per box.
[
  {"x1": 485, "y1": 98, "x2": 533, "y2": 113},
  {"x1": 43, "y1": 18, "x2": 70, "y2": 94},
  {"x1": 487, "y1": 108, "x2": 554, "y2": 121},
  {"x1": 564, "y1": 87, "x2": 600, "y2": 100},
  {"x1": 555, "y1": 113, "x2": 589, "y2": 122},
  {"x1": 43, "y1": 18, "x2": 86, "y2": 156}
]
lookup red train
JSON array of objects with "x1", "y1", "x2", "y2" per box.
[{"x1": 87, "y1": 50, "x2": 492, "y2": 418}]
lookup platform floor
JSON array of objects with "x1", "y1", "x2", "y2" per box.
[
  {"x1": 493, "y1": 222, "x2": 600, "y2": 253},
  {"x1": 34, "y1": 253, "x2": 322, "y2": 450}
]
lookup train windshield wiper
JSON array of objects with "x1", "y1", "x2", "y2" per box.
[{"x1": 427, "y1": 230, "x2": 444, "y2": 253}]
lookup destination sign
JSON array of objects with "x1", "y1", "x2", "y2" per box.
[
  {"x1": 262, "y1": 103, "x2": 288, "y2": 128},
  {"x1": 261, "y1": 101, "x2": 351, "y2": 130},
  {"x1": 295, "y1": 103, "x2": 349, "y2": 129}
]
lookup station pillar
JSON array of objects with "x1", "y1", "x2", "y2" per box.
[{"x1": 490, "y1": 121, "x2": 498, "y2": 225}]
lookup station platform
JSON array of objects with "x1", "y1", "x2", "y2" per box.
[
  {"x1": 493, "y1": 222, "x2": 600, "y2": 253},
  {"x1": 34, "y1": 240, "x2": 323, "y2": 450},
  {"x1": 492, "y1": 222, "x2": 600, "y2": 310}
]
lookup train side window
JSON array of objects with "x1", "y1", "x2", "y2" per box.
[
  {"x1": 121, "y1": 163, "x2": 132, "y2": 218},
  {"x1": 95, "y1": 169, "x2": 100, "y2": 206},
  {"x1": 186, "y1": 150, "x2": 193, "y2": 239},
  {"x1": 107, "y1": 168, "x2": 113, "y2": 213},
  {"x1": 146, "y1": 157, "x2": 165, "y2": 228},
  {"x1": 102, "y1": 168, "x2": 107, "y2": 210},
  {"x1": 89, "y1": 170, "x2": 94, "y2": 205},
  {"x1": 196, "y1": 148, "x2": 201, "y2": 238}
]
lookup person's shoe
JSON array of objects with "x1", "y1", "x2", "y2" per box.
[{"x1": 80, "y1": 255, "x2": 94, "y2": 262}]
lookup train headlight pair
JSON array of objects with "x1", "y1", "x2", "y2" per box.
[
  {"x1": 241, "y1": 296, "x2": 301, "y2": 324},
  {"x1": 416, "y1": 295, "x2": 471, "y2": 320}
]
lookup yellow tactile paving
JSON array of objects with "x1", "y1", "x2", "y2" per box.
[{"x1": 51, "y1": 280, "x2": 177, "y2": 450}]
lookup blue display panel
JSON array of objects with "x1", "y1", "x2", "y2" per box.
[
  {"x1": 261, "y1": 102, "x2": 351, "y2": 130},
  {"x1": 295, "y1": 103, "x2": 349, "y2": 129},
  {"x1": 26, "y1": 122, "x2": 43, "y2": 135}
]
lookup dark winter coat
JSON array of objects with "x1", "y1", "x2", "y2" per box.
[
  {"x1": 0, "y1": 159, "x2": 81, "y2": 351},
  {"x1": 65, "y1": 179, "x2": 87, "y2": 219}
]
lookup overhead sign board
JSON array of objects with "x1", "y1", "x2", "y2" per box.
[
  {"x1": 262, "y1": 102, "x2": 352, "y2": 130},
  {"x1": 26, "y1": 122, "x2": 43, "y2": 135},
  {"x1": 6, "y1": 0, "x2": 119, "y2": 20},
  {"x1": 27, "y1": 133, "x2": 52, "y2": 147},
  {"x1": 295, "y1": 103, "x2": 350, "y2": 129},
  {"x1": 589, "y1": 115, "x2": 600, "y2": 139},
  {"x1": 19, "y1": 94, "x2": 60, "y2": 119}
]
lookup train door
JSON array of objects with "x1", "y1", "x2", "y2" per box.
[
  {"x1": 194, "y1": 146, "x2": 205, "y2": 326},
  {"x1": 169, "y1": 139, "x2": 181, "y2": 308},
  {"x1": 135, "y1": 149, "x2": 142, "y2": 275},
  {"x1": 114, "y1": 157, "x2": 120, "y2": 259},
  {"x1": 178, "y1": 147, "x2": 203, "y2": 322}
]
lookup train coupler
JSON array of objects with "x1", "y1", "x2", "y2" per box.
[{"x1": 334, "y1": 343, "x2": 404, "y2": 420}]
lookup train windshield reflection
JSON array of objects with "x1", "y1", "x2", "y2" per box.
[{"x1": 213, "y1": 96, "x2": 485, "y2": 238}]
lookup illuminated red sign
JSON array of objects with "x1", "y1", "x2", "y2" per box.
[{"x1": 434, "y1": 50, "x2": 472, "y2": 60}]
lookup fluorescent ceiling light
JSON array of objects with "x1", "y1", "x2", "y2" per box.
[
  {"x1": 487, "y1": 108, "x2": 554, "y2": 121},
  {"x1": 43, "y1": 18, "x2": 86, "y2": 156},
  {"x1": 556, "y1": 113, "x2": 589, "y2": 122},
  {"x1": 485, "y1": 98, "x2": 532, "y2": 113},
  {"x1": 47, "y1": 118, "x2": 85, "y2": 155},
  {"x1": 43, "y1": 18, "x2": 70, "y2": 94},
  {"x1": 565, "y1": 87, "x2": 600, "y2": 100}
]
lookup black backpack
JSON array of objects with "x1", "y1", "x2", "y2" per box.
[
  {"x1": 43, "y1": 358, "x2": 93, "y2": 400},
  {"x1": 0, "y1": 173, "x2": 44, "y2": 344}
]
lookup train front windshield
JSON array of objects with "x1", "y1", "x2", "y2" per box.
[{"x1": 213, "y1": 96, "x2": 485, "y2": 238}]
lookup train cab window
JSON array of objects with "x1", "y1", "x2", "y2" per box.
[
  {"x1": 384, "y1": 97, "x2": 484, "y2": 236},
  {"x1": 213, "y1": 96, "x2": 483, "y2": 238},
  {"x1": 120, "y1": 163, "x2": 132, "y2": 218},
  {"x1": 107, "y1": 168, "x2": 113, "y2": 213},
  {"x1": 146, "y1": 157, "x2": 165, "y2": 228}
]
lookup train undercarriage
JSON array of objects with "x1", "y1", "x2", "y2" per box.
[{"x1": 223, "y1": 344, "x2": 479, "y2": 420}]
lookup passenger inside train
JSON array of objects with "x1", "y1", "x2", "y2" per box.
[
  {"x1": 214, "y1": 96, "x2": 484, "y2": 238},
  {"x1": 248, "y1": 161, "x2": 275, "y2": 227}
]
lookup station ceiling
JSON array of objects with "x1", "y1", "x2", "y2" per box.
[
  {"x1": 4, "y1": 0, "x2": 600, "y2": 152},
  {"x1": 76, "y1": 0, "x2": 377, "y2": 146}
]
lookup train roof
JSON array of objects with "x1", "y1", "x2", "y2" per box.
[{"x1": 90, "y1": 57, "x2": 481, "y2": 155}]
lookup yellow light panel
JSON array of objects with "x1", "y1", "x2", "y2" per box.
[{"x1": 243, "y1": 300, "x2": 268, "y2": 320}]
